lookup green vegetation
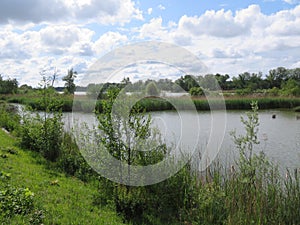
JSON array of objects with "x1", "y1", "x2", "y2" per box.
[
  {"x1": 62, "y1": 68, "x2": 77, "y2": 94},
  {"x1": 189, "y1": 86, "x2": 204, "y2": 96},
  {"x1": 1, "y1": 67, "x2": 300, "y2": 224},
  {"x1": 1, "y1": 66, "x2": 300, "y2": 113},
  {"x1": 1, "y1": 95, "x2": 300, "y2": 224},
  {"x1": 0, "y1": 75, "x2": 18, "y2": 94},
  {"x1": 146, "y1": 81, "x2": 160, "y2": 96},
  {"x1": 0, "y1": 130, "x2": 125, "y2": 224}
]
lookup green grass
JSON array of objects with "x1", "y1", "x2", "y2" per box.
[
  {"x1": 0, "y1": 129, "x2": 126, "y2": 225},
  {"x1": 3, "y1": 93, "x2": 300, "y2": 113}
]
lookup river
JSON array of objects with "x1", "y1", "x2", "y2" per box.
[{"x1": 63, "y1": 109, "x2": 300, "y2": 172}]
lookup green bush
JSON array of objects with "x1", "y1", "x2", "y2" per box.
[
  {"x1": 0, "y1": 186, "x2": 34, "y2": 217},
  {"x1": 0, "y1": 103, "x2": 20, "y2": 133},
  {"x1": 189, "y1": 86, "x2": 204, "y2": 96},
  {"x1": 146, "y1": 82, "x2": 160, "y2": 96},
  {"x1": 58, "y1": 133, "x2": 95, "y2": 182},
  {"x1": 20, "y1": 112, "x2": 63, "y2": 162}
]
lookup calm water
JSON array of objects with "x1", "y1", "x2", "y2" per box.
[{"x1": 64, "y1": 109, "x2": 300, "y2": 171}]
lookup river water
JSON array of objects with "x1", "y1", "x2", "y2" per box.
[{"x1": 63, "y1": 109, "x2": 300, "y2": 171}]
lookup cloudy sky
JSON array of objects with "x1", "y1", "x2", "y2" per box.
[{"x1": 0, "y1": 0, "x2": 299, "y2": 86}]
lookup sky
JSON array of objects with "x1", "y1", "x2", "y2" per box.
[{"x1": 0, "y1": 0, "x2": 299, "y2": 86}]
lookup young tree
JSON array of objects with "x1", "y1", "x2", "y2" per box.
[
  {"x1": 146, "y1": 81, "x2": 160, "y2": 96},
  {"x1": 62, "y1": 68, "x2": 77, "y2": 94},
  {"x1": 20, "y1": 74, "x2": 63, "y2": 162}
]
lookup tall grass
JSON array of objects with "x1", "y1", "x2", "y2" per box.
[{"x1": 5, "y1": 93, "x2": 300, "y2": 112}]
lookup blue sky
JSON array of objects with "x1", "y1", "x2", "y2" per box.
[{"x1": 0, "y1": 0, "x2": 299, "y2": 86}]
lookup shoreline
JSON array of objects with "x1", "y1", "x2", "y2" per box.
[{"x1": 2, "y1": 94, "x2": 300, "y2": 113}]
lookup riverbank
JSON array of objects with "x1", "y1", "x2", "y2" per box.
[
  {"x1": 0, "y1": 129, "x2": 125, "y2": 224},
  {"x1": 3, "y1": 94, "x2": 299, "y2": 112}
]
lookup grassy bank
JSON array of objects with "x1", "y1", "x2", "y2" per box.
[
  {"x1": 0, "y1": 129, "x2": 125, "y2": 224},
  {"x1": 108, "y1": 96, "x2": 300, "y2": 112},
  {"x1": 4, "y1": 93, "x2": 300, "y2": 112}
]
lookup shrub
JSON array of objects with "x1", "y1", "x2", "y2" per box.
[
  {"x1": 20, "y1": 112, "x2": 63, "y2": 162},
  {"x1": 146, "y1": 82, "x2": 160, "y2": 96},
  {"x1": 58, "y1": 133, "x2": 95, "y2": 181},
  {"x1": 189, "y1": 86, "x2": 204, "y2": 96},
  {"x1": 0, "y1": 103, "x2": 20, "y2": 133},
  {"x1": 20, "y1": 76, "x2": 64, "y2": 162},
  {"x1": 0, "y1": 186, "x2": 34, "y2": 217}
]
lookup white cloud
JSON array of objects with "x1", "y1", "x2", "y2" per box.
[
  {"x1": 139, "y1": 17, "x2": 168, "y2": 40},
  {"x1": 172, "y1": 34, "x2": 192, "y2": 46},
  {"x1": 283, "y1": 0, "x2": 300, "y2": 5},
  {"x1": 178, "y1": 9, "x2": 249, "y2": 38},
  {"x1": 93, "y1": 31, "x2": 128, "y2": 55},
  {"x1": 40, "y1": 25, "x2": 95, "y2": 55},
  {"x1": 133, "y1": 4, "x2": 300, "y2": 76},
  {"x1": 0, "y1": 3, "x2": 300, "y2": 86},
  {"x1": 147, "y1": 8, "x2": 153, "y2": 15},
  {"x1": 267, "y1": 5, "x2": 300, "y2": 36},
  {"x1": 78, "y1": 0, "x2": 143, "y2": 25},
  {"x1": 0, "y1": 0, "x2": 142, "y2": 25},
  {"x1": 0, "y1": 0, "x2": 68, "y2": 24},
  {"x1": 158, "y1": 4, "x2": 166, "y2": 10},
  {"x1": 0, "y1": 28, "x2": 41, "y2": 59}
]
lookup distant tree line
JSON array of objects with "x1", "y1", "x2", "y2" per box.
[
  {"x1": 85, "y1": 67, "x2": 300, "y2": 98},
  {"x1": 0, "y1": 75, "x2": 18, "y2": 94},
  {"x1": 1, "y1": 67, "x2": 299, "y2": 97}
]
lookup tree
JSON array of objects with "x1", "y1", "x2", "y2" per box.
[
  {"x1": 146, "y1": 81, "x2": 160, "y2": 96},
  {"x1": 0, "y1": 75, "x2": 18, "y2": 94},
  {"x1": 189, "y1": 87, "x2": 204, "y2": 96},
  {"x1": 62, "y1": 68, "x2": 77, "y2": 94},
  {"x1": 175, "y1": 75, "x2": 198, "y2": 91},
  {"x1": 156, "y1": 78, "x2": 174, "y2": 91},
  {"x1": 215, "y1": 73, "x2": 230, "y2": 90},
  {"x1": 94, "y1": 87, "x2": 168, "y2": 221},
  {"x1": 280, "y1": 79, "x2": 300, "y2": 96},
  {"x1": 266, "y1": 67, "x2": 289, "y2": 88},
  {"x1": 21, "y1": 74, "x2": 63, "y2": 162},
  {"x1": 200, "y1": 74, "x2": 219, "y2": 91}
]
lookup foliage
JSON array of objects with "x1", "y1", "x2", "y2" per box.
[
  {"x1": 231, "y1": 101, "x2": 260, "y2": 172},
  {"x1": 0, "y1": 75, "x2": 18, "y2": 94},
  {"x1": 146, "y1": 81, "x2": 160, "y2": 96},
  {"x1": 20, "y1": 75, "x2": 63, "y2": 162},
  {"x1": 226, "y1": 101, "x2": 283, "y2": 224},
  {"x1": 198, "y1": 74, "x2": 219, "y2": 91},
  {"x1": 20, "y1": 112, "x2": 63, "y2": 161},
  {"x1": 280, "y1": 79, "x2": 300, "y2": 96},
  {"x1": 0, "y1": 103, "x2": 20, "y2": 133},
  {"x1": 189, "y1": 86, "x2": 204, "y2": 96},
  {"x1": 0, "y1": 129, "x2": 125, "y2": 225},
  {"x1": 62, "y1": 68, "x2": 77, "y2": 94},
  {"x1": 0, "y1": 186, "x2": 34, "y2": 217},
  {"x1": 95, "y1": 87, "x2": 185, "y2": 223},
  {"x1": 58, "y1": 133, "x2": 95, "y2": 181},
  {"x1": 175, "y1": 75, "x2": 199, "y2": 91}
]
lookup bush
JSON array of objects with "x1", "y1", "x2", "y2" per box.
[
  {"x1": 189, "y1": 86, "x2": 204, "y2": 96},
  {"x1": 146, "y1": 82, "x2": 160, "y2": 96},
  {"x1": 20, "y1": 112, "x2": 63, "y2": 161},
  {"x1": 58, "y1": 133, "x2": 95, "y2": 182},
  {"x1": 0, "y1": 186, "x2": 34, "y2": 217},
  {"x1": 0, "y1": 103, "x2": 20, "y2": 133}
]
